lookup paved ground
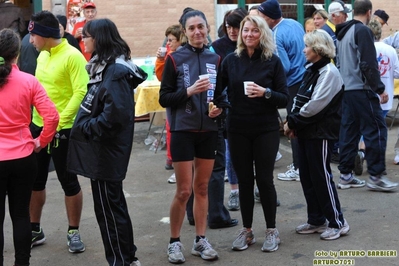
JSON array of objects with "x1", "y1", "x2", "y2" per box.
[{"x1": 3, "y1": 113, "x2": 399, "y2": 266}]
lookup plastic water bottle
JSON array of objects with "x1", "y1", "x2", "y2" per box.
[
  {"x1": 144, "y1": 135, "x2": 156, "y2": 145},
  {"x1": 149, "y1": 139, "x2": 158, "y2": 151},
  {"x1": 143, "y1": 55, "x2": 154, "y2": 81},
  {"x1": 144, "y1": 55, "x2": 152, "y2": 65}
]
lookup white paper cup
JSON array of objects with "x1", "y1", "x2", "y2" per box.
[
  {"x1": 199, "y1": 74, "x2": 209, "y2": 80},
  {"x1": 243, "y1": 81, "x2": 254, "y2": 95},
  {"x1": 160, "y1": 47, "x2": 167, "y2": 57}
]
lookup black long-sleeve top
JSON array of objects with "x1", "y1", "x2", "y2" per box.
[{"x1": 216, "y1": 49, "x2": 288, "y2": 133}]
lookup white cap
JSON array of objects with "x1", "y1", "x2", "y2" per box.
[{"x1": 328, "y1": 1, "x2": 351, "y2": 14}]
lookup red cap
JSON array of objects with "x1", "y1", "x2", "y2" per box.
[{"x1": 82, "y1": 2, "x2": 96, "y2": 9}]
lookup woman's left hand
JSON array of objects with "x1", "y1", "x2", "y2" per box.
[
  {"x1": 209, "y1": 107, "x2": 222, "y2": 118},
  {"x1": 283, "y1": 123, "x2": 296, "y2": 139},
  {"x1": 246, "y1": 83, "x2": 266, "y2": 98}
]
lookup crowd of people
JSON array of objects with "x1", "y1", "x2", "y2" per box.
[
  {"x1": 157, "y1": 0, "x2": 399, "y2": 264},
  {"x1": 1, "y1": 0, "x2": 399, "y2": 265}
]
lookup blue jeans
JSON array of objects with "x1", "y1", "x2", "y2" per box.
[{"x1": 339, "y1": 90, "x2": 387, "y2": 176}]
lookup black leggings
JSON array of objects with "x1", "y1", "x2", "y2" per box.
[
  {"x1": 30, "y1": 124, "x2": 81, "y2": 196},
  {"x1": 0, "y1": 153, "x2": 37, "y2": 266},
  {"x1": 228, "y1": 130, "x2": 279, "y2": 229}
]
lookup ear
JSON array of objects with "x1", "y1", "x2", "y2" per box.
[{"x1": 368, "y1": 10, "x2": 372, "y2": 17}]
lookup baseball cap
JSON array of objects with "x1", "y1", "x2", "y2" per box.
[
  {"x1": 328, "y1": 0, "x2": 351, "y2": 14},
  {"x1": 82, "y1": 2, "x2": 96, "y2": 9},
  {"x1": 374, "y1": 9, "x2": 389, "y2": 25}
]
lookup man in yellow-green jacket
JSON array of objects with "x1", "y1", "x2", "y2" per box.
[{"x1": 28, "y1": 10, "x2": 89, "y2": 254}]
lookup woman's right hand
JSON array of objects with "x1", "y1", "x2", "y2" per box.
[
  {"x1": 75, "y1": 27, "x2": 83, "y2": 39},
  {"x1": 187, "y1": 78, "x2": 210, "y2": 97},
  {"x1": 156, "y1": 47, "x2": 166, "y2": 59}
]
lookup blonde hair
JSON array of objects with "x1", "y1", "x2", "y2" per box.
[
  {"x1": 304, "y1": 29, "x2": 336, "y2": 59},
  {"x1": 367, "y1": 19, "x2": 382, "y2": 41},
  {"x1": 304, "y1": 17, "x2": 315, "y2": 33},
  {"x1": 236, "y1": 15, "x2": 275, "y2": 60}
]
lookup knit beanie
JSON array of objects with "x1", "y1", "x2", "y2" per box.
[
  {"x1": 258, "y1": 0, "x2": 282, "y2": 20},
  {"x1": 56, "y1": 15, "x2": 67, "y2": 31}
]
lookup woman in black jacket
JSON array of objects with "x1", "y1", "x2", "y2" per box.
[
  {"x1": 217, "y1": 15, "x2": 288, "y2": 253},
  {"x1": 284, "y1": 29, "x2": 349, "y2": 241},
  {"x1": 67, "y1": 18, "x2": 146, "y2": 266}
]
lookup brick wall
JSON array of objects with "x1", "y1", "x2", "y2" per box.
[
  {"x1": 372, "y1": 0, "x2": 399, "y2": 39},
  {"x1": 42, "y1": 0, "x2": 398, "y2": 58},
  {"x1": 44, "y1": 0, "x2": 216, "y2": 58}
]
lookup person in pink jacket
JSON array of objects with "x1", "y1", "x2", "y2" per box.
[{"x1": 0, "y1": 28, "x2": 59, "y2": 266}]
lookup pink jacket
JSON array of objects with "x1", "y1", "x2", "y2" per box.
[{"x1": 0, "y1": 64, "x2": 59, "y2": 161}]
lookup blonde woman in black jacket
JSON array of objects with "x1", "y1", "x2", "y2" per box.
[{"x1": 217, "y1": 15, "x2": 288, "y2": 253}]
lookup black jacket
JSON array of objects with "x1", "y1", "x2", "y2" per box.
[
  {"x1": 67, "y1": 57, "x2": 147, "y2": 181},
  {"x1": 287, "y1": 57, "x2": 343, "y2": 140},
  {"x1": 64, "y1": 32, "x2": 81, "y2": 52},
  {"x1": 217, "y1": 49, "x2": 288, "y2": 133}
]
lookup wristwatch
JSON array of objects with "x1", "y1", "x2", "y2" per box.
[{"x1": 264, "y1": 88, "x2": 272, "y2": 99}]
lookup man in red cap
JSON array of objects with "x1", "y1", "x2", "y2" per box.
[{"x1": 72, "y1": 2, "x2": 97, "y2": 61}]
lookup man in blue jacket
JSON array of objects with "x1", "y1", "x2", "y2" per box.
[{"x1": 258, "y1": 0, "x2": 306, "y2": 181}]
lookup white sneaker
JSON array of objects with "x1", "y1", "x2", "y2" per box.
[
  {"x1": 337, "y1": 175, "x2": 365, "y2": 189},
  {"x1": 261, "y1": 228, "x2": 280, "y2": 252},
  {"x1": 131, "y1": 260, "x2": 141, "y2": 266},
  {"x1": 167, "y1": 241, "x2": 185, "y2": 264},
  {"x1": 367, "y1": 176, "x2": 398, "y2": 192},
  {"x1": 191, "y1": 238, "x2": 218, "y2": 261},
  {"x1": 168, "y1": 173, "x2": 176, "y2": 184},
  {"x1": 232, "y1": 228, "x2": 256, "y2": 251},
  {"x1": 277, "y1": 168, "x2": 300, "y2": 181},
  {"x1": 320, "y1": 219, "x2": 350, "y2": 240},
  {"x1": 295, "y1": 221, "x2": 328, "y2": 234},
  {"x1": 394, "y1": 148, "x2": 399, "y2": 165},
  {"x1": 275, "y1": 151, "x2": 282, "y2": 162}
]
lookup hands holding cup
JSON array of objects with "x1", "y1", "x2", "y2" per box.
[
  {"x1": 187, "y1": 74, "x2": 210, "y2": 97},
  {"x1": 156, "y1": 47, "x2": 167, "y2": 59},
  {"x1": 243, "y1": 81, "x2": 253, "y2": 95},
  {"x1": 243, "y1": 81, "x2": 267, "y2": 98}
]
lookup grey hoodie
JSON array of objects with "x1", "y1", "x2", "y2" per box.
[{"x1": 336, "y1": 19, "x2": 385, "y2": 94}]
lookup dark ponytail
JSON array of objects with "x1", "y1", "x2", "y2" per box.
[{"x1": 0, "y1": 29, "x2": 21, "y2": 88}]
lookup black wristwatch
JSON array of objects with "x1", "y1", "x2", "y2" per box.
[{"x1": 264, "y1": 88, "x2": 272, "y2": 99}]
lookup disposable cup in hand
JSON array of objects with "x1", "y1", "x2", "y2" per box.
[
  {"x1": 243, "y1": 81, "x2": 253, "y2": 95},
  {"x1": 199, "y1": 74, "x2": 209, "y2": 80},
  {"x1": 160, "y1": 47, "x2": 167, "y2": 57}
]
